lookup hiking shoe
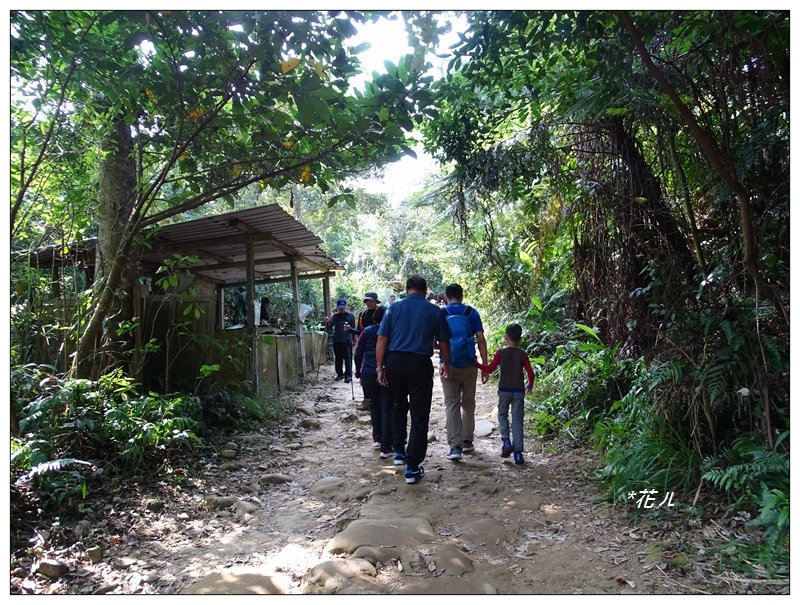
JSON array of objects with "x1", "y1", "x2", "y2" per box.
[
  {"x1": 513, "y1": 451, "x2": 525, "y2": 465},
  {"x1": 461, "y1": 440, "x2": 475, "y2": 453},
  {"x1": 394, "y1": 451, "x2": 406, "y2": 466},
  {"x1": 372, "y1": 441, "x2": 381, "y2": 449},
  {"x1": 344, "y1": 376, "x2": 351, "y2": 383},
  {"x1": 404, "y1": 466, "x2": 425, "y2": 484},
  {"x1": 379, "y1": 450, "x2": 393, "y2": 459},
  {"x1": 446, "y1": 446, "x2": 463, "y2": 460},
  {"x1": 501, "y1": 439, "x2": 513, "y2": 458},
  {"x1": 335, "y1": 374, "x2": 344, "y2": 381}
]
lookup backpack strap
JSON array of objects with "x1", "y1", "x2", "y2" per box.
[{"x1": 463, "y1": 305, "x2": 473, "y2": 317}]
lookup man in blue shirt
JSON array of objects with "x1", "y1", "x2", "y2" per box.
[
  {"x1": 376, "y1": 275, "x2": 451, "y2": 485},
  {"x1": 440, "y1": 283, "x2": 489, "y2": 460}
]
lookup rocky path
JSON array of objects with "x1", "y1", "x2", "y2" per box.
[{"x1": 18, "y1": 361, "x2": 726, "y2": 595}]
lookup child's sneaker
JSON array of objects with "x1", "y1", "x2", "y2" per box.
[
  {"x1": 446, "y1": 446, "x2": 462, "y2": 460},
  {"x1": 394, "y1": 451, "x2": 406, "y2": 466},
  {"x1": 513, "y1": 451, "x2": 525, "y2": 465},
  {"x1": 501, "y1": 439, "x2": 513, "y2": 458},
  {"x1": 404, "y1": 466, "x2": 425, "y2": 484}
]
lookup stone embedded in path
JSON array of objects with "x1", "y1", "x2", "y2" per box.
[
  {"x1": 358, "y1": 415, "x2": 371, "y2": 424},
  {"x1": 224, "y1": 441, "x2": 238, "y2": 450},
  {"x1": 296, "y1": 405, "x2": 315, "y2": 416},
  {"x1": 180, "y1": 567, "x2": 290, "y2": 594},
  {"x1": 233, "y1": 500, "x2": 259, "y2": 515},
  {"x1": 33, "y1": 559, "x2": 69, "y2": 579},
  {"x1": 326, "y1": 517, "x2": 435, "y2": 555},
  {"x1": 339, "y1": 412, "x2": 358, "y2": 423},
  {"x1": 310, "y1": 477, "x2": 370, "y2": 502},
  {"x1": 473, "y1": 419, "x2": 495, "y2": 438},
  {"x1": 504, "y1": 493, "x2": 544, "y2": 511},
  {"x1": 459, "y1": 518, "x2": 508, "y2": 548},
  {"x1": 258, "y1": 473, "x2": 293, "y2": 486},
  {"x1": 86, "y1": 546, "x2": 103, "y2": 563},
  {"x1": 300, "y1": 417, "x2": 321, "y2": 430},
  {"x1": 431, "y1": 544, "x2": 475, "y2": 576},
  {"x1": 220, "y1": 449, "x2": 237, "y2": 459},
  {"x1": 205, "y1": 495, "x2": 237, "y2": 508},
  {"x1": 397, "y1": 575, "x2": 497, "y2": 594},
  {"x1": 301, "y1": 559, "x2": 379, "y2": 595},
  {"x1": 351, "y1": 545, "x2": 402, "y2": 564},
  {"x1": 529, "y1": 464, "x2": 554, "y2": 480}
]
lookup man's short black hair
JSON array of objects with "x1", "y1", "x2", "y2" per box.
[
  {"x1": 506, "y1": 323, "x2": 522, "y2": 343},
  {"x1": 406, "y1": 275, "x2": 427, "y2": 292},
  {"x1": 445, "y1": 283, "x2": 463, "y2": 301},
  {"x1": 373, "y1": 305, "x2": 386, "y2": 325}
]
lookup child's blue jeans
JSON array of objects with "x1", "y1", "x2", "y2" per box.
[{"x1": 497, "y1": 390, "x2": 525, "y2": 452}]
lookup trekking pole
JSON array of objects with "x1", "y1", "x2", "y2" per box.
[{"x1": 350, "y1": 375, "x2": 355, "y2": 401}]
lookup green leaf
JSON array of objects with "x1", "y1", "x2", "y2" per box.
[{"x1": 575, "y1": 322, "x2": 602, "y2": 343}]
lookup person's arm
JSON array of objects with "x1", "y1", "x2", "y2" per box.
[
  {"x1": 475, "y1": 349, "x2": 501, "y2": 375},
  {"x1": 438, "y1": 339, "x2": 451, "y2": 380},
  {"x1": 354, "y1": 332, "x2": 366, "y2": 378},
  {"x1": 436, "y1": 307, "x2": 452, "y2": 379},
  {"x1": 475, "y1": 330, "x2": 489, "y2": 382},
  {"x1": 376, "y1": 334, "x2": 389, "y2": 385},
  {"x1": 523, "y1": 355, "x2": 535, "y2": 393}
]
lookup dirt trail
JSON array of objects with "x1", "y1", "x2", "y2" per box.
[{"x1": 22, "y1": 361, "x2": 719, "y2": 595}]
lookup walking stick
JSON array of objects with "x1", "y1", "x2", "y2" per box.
[{"x1": 350, "y1": 374, "x2": 355, "y2": 401}]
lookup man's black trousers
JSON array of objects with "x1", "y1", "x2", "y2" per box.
[
  {"x1": 333, "y1": 342, "x2": 352, "y2": 378},
  {"x1": 386, "y1": 352, "x2": 433, "y2": 470}
]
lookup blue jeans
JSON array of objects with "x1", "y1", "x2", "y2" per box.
[{"x1": 497, "y1": 390, "x2": 525, "y2": 452}]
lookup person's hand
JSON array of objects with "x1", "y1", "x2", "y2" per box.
[
  {"x1": 525, "y1": 385, "x2": 533, "y2": 394},
  {"x1": 344, "y1": 324, "x2": 351, "y2": 331},
  {"x1": 481, "y1": 371, "x2": 490, "y2": 384},
  {"x1": 377, "y1": 367, "x2": 389, "y2": 387},
  {"x1": 440, "y1": 362, "x2": 451, "y2": 380}
]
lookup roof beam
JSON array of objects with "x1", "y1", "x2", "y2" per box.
[{"x1": 223, "y1": 271, "x2": 337, "y2": 289}]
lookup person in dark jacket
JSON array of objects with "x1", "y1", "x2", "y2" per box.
[
  {"x1": 354, "y1": 305, "x2": 394, "y2": 458},
  {"x1": 325, "y1": 298, "x2": 355, "y2": 382}
]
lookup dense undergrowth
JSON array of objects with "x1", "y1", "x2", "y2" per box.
[
  {"x1": 9, "y1": 362, "x2": 291, "y2": 548},
  {"x1": 495, "y1": 293, "x2": 790, "y2": 575}
]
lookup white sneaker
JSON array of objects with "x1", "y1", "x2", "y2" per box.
[{"x1": 372, "y1": 441, "x2": 381, "y2": 449}]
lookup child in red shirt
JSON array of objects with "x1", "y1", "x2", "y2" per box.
[{"x1": 475, "y1": 323, "x2": 535, "y2": 464}]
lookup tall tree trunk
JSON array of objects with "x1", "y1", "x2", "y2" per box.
[
  {"x1": 608, "y1": 117, "x2": 699, "y2": 287},
  {"x1": 74, "y1": 115, "x2": 138, "y2": 377},
  {"x1": 616, "y1": 10, "x2": 788, "y2": 327}
]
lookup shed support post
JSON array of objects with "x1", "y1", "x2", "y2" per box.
[
  {"x1": 216, "y1": 285, "x2": 225, "y2": 330},
  {"x1": 290, "y1": 258, "x2": 307, "y2": 379},
  {"x1": 323, "y1": 275, "x2": 331, "y2": 318},
  {"x1": 246, "y1": 238, "x2": 259, "y2": 396}
]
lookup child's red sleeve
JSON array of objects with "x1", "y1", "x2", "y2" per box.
[
  {"x1": 475, "y1": 350, "x2": 501, "y2": 374},
  {"x1": 523, "y1": 355, "x2": 535, "y2": 387}
]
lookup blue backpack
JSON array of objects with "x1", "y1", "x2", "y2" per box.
[{"x1": 446, "y1": 306, "x2": 476, "y2": 368}]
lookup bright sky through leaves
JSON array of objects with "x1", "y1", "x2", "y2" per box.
[{"x1": 348, "y1": 12, "x2": 467, "y2": 206}]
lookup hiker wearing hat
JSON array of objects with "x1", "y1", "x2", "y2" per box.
[
  {"x1": 325, "y1": 298, "x2": 355, "y2": 382},
  {"x1": 354, "y1": 292, "x2": 381, "y2": 336}
]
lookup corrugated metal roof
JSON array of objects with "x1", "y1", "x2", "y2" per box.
[{"x1": 140, "y1": 204, "x2": 343, "y2": 283}]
